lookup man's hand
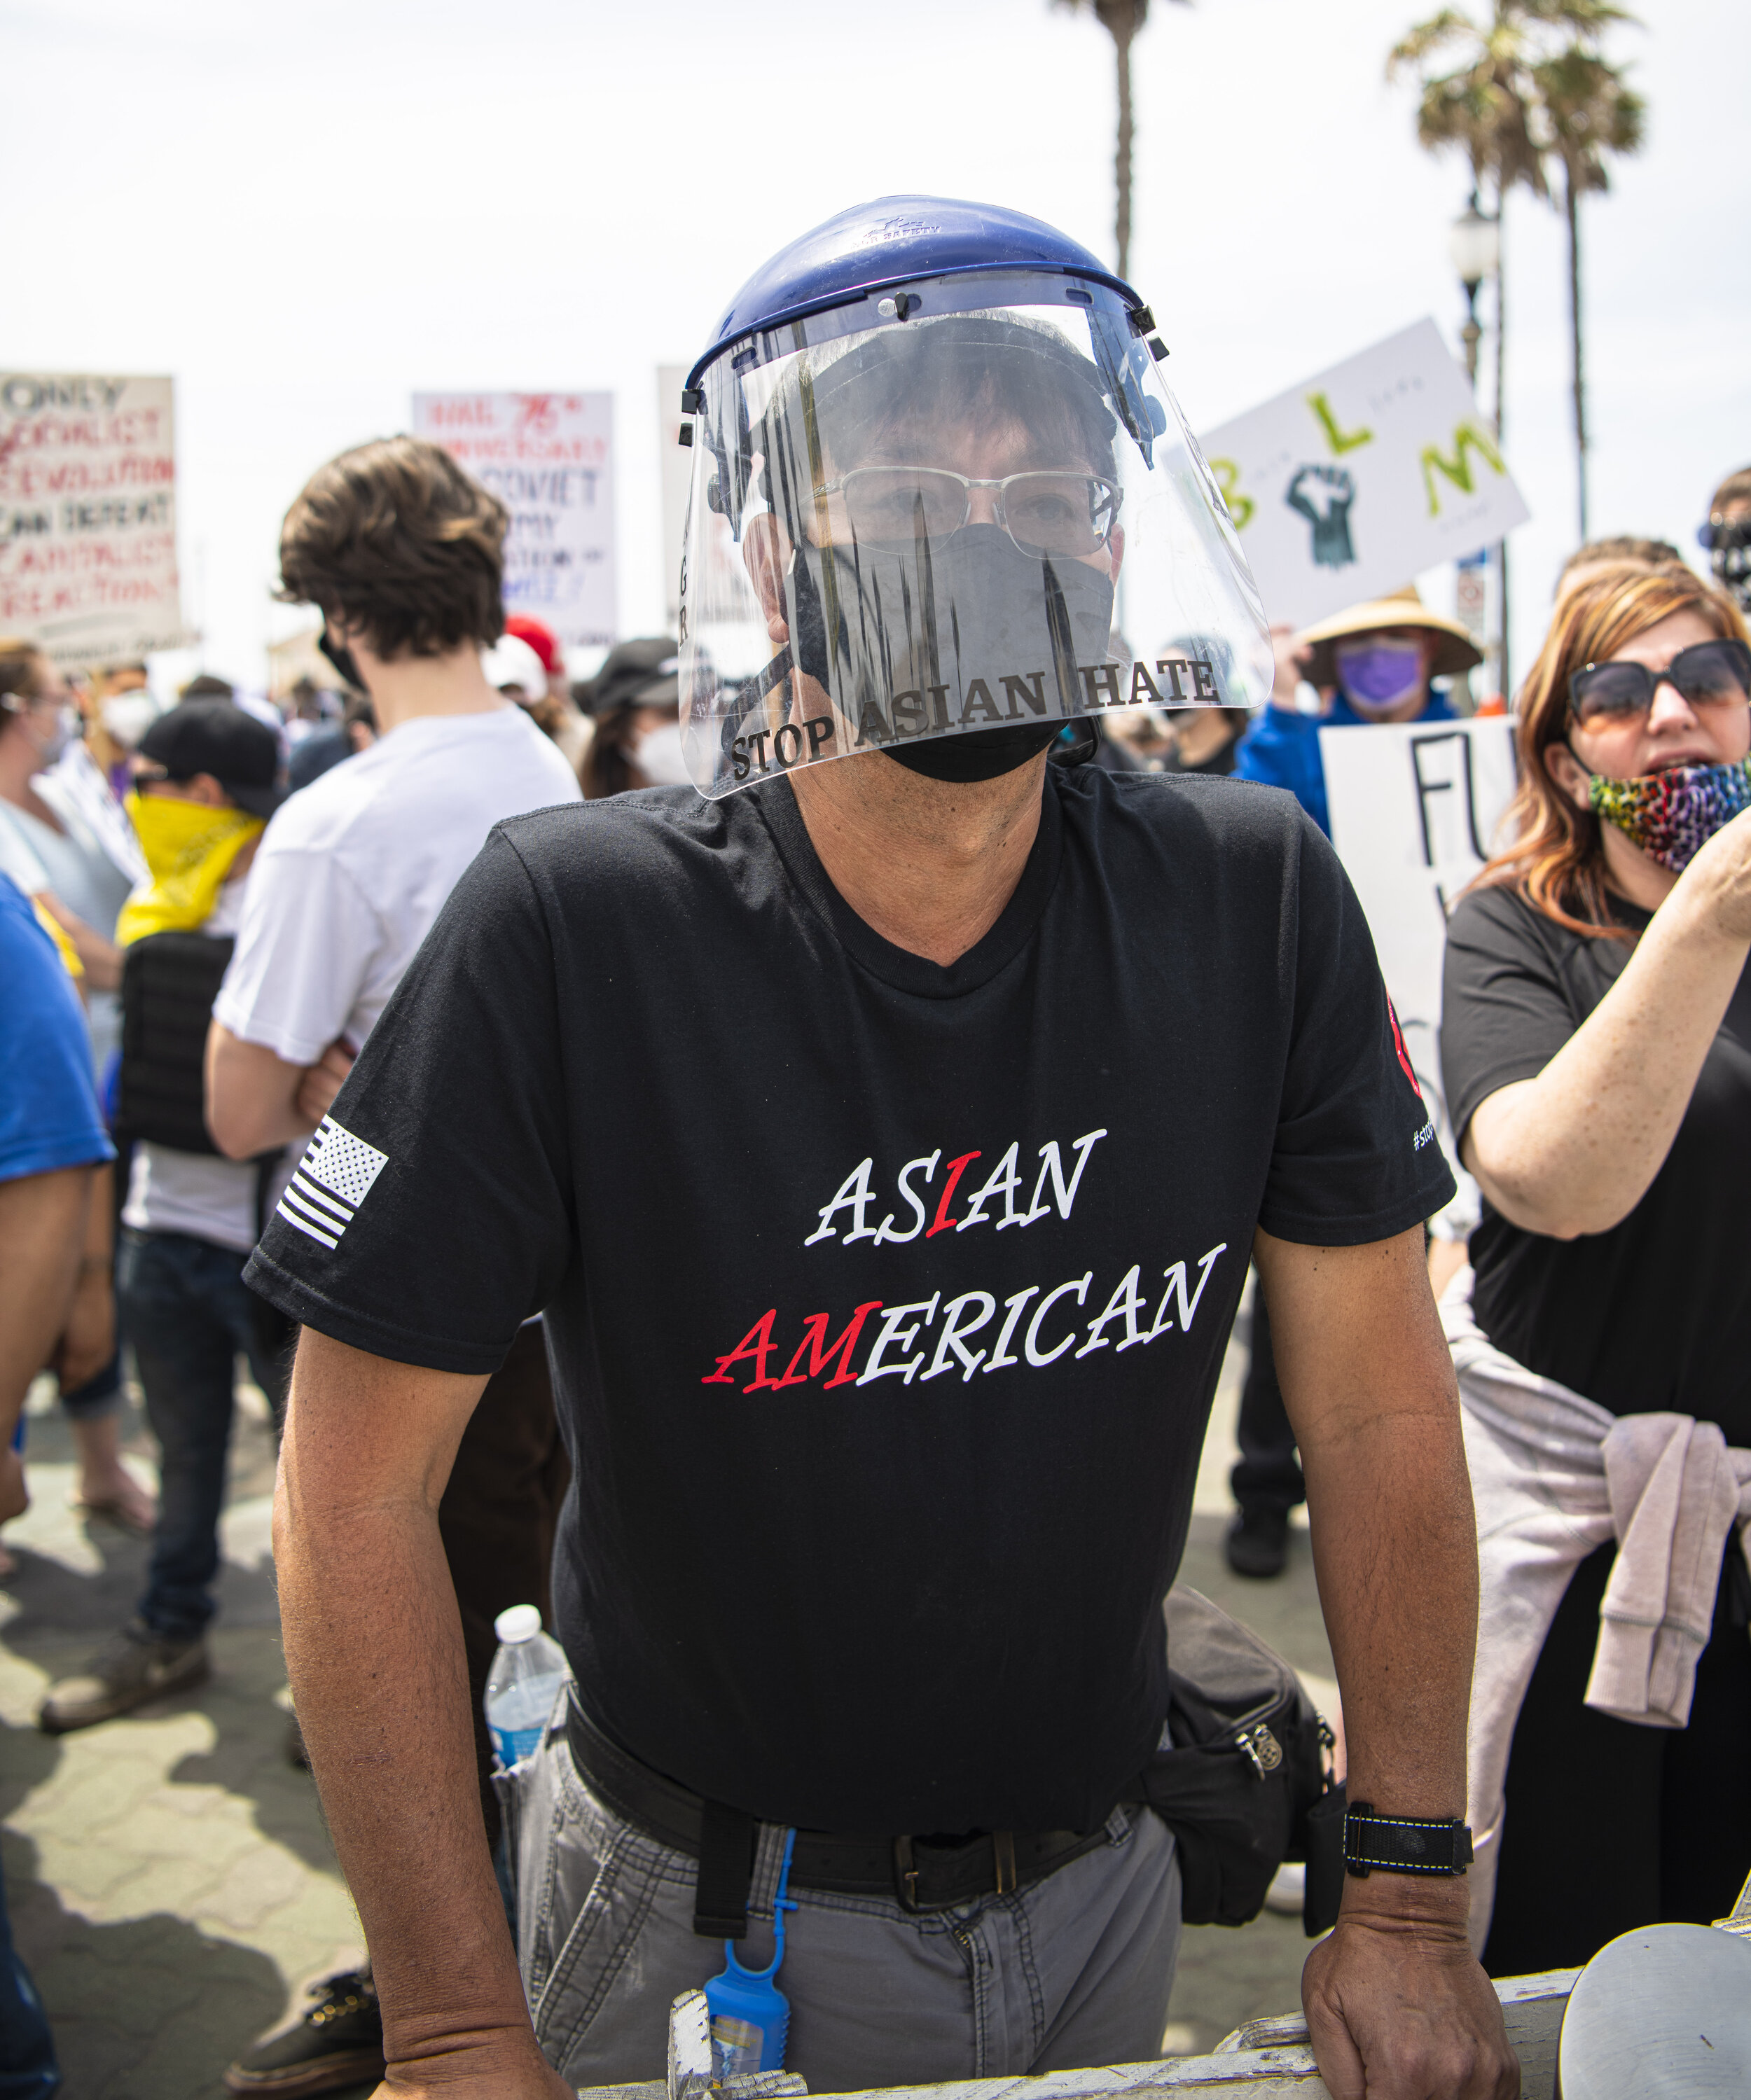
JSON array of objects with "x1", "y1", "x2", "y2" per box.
[
  {"x1": 1303, "y1": 1884, "x2": 1517, "y2": 2099},
  {"x1": 1270, "y1": 623, "x2": 1311, "y2": 707},
  {"x1": 293, "y1": 1038, "x2": 354, "y2": 1129}
]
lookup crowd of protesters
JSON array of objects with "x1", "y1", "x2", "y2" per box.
[{"x1": 1, "y1": 342, "x2": 1748, "y2": 2100}]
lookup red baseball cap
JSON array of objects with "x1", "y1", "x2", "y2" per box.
[{"x1": 504, "y1": 614, "x2": 562, "y2": 678}]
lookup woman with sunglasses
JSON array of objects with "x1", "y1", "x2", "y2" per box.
[{"x1": 1437, "y1": 560, "x2": 1751, "y2": 1979}]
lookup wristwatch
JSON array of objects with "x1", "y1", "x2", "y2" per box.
[{"x1": 1343, "y1": 1802, "x2": 1474, "y2": 1878}]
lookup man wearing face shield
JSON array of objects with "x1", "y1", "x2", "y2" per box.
[{"x1": 247, "y1": 200, "x2": 1516, "y2": 2100}]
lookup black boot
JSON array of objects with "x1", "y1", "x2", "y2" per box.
[
  {"x1": 1224, "y1": 1504, "x2": 1289, "y2": 1579},
  {"x1": 226, "y1": 1968, "x2": 384, "y2": 2097}
]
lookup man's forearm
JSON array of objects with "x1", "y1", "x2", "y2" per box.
[
  {"x1": 1247, "y1": 1229, "x2": 1514, "y2": 2100},
  {"x1": 206, "y1": 1022, "x2": 312, "y2": 1157},
  {"x1": 1302, "y1": 1403, "x2": 1475, "y2": 1826},
  {"x1": 275, "y1": 1356, "x2": 535, "y2": 2076},
  {"x1": 1261, "y1": 1228, "x2": 1478, "y2": 1914}
]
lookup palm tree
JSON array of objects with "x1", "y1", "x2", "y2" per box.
[
  {"x1": 1053, "y1": 0, "x2": 1192, "y2": 282},
  {"x1": 1390, "y1": 3, "x2": 1645, "y2": 547},
  {"x1": 1390, "y1": 4, "x2": 1548, "y2": 695},
  {"x1": 1534, "y1": 35, "x2": 1645, "y2": 538}
]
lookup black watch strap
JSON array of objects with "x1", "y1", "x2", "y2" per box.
[{"x1": 1343, "y1": 1802, "x2": 1473, "y2": 1878}]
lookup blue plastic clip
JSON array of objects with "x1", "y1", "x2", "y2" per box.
[{"x1": 705, "y1": 1828, "x2": 798, "y2": 2079}]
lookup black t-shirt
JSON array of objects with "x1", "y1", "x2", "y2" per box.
[
  {"x1": 1441, "y1": 884, "x2": 1751, "y2": 1442},
  {"x1": 248, "y1": 766, "x2": 1450, "y2": 1835}
]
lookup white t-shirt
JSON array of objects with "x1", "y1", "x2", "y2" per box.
[
  {"x1": 213, "y1": 704, "x2": 581, "y2": 1065},
  {"x1": 122, "y1": 873, "x2": 291, "y2": 1253}
]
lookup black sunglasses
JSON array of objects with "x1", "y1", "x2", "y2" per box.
[{"x1": 1568, "y1": 638, "x2": 1751, "y2": 728}]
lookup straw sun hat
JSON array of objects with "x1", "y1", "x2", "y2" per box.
[{"x1": 1295, "y1": 584, "x2": 1483, "y2": 686}]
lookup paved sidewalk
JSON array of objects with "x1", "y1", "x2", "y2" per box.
[
  {"x1": 0, "y1": 1378, "x2": 368, "y2": 2099},
  {"x1": 0, "y1": 1288, "x2": 1323, "y2": 2092}
]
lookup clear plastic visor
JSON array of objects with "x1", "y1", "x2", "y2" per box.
[{"x1": 678, "y1": 286, "x2": 1270, "y2": 798}]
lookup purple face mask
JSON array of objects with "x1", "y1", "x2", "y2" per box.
[{"x1": 1335, "y1": 639, "x2": 1425, "y2": 714}]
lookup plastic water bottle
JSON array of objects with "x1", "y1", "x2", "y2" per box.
[{"x1": 483, "y1": 1604, "x2": 567, "y2": 1769}]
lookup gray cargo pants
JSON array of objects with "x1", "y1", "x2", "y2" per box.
[{"x1": 500, "y1": 1718, "x2": 1182, "y2": 2093}]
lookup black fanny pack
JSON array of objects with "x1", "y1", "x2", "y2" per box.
[{"x1": 1140, "y1": 1585, "x2": 1345, "y2": 1935}]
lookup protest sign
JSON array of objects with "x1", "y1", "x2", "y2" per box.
[
  {"x1": 0, "y1": 373, "x2": 188, "y2": 669},
  {"x1": 1322, "y1": 715, "x2": 1518, "y2": 1199},
  {"x1": 1199, "y1": 321, "x2": 1530, "y2": 631},
  {"x1": 413, "y1": 391, "x2": 616, "y2": 651}
]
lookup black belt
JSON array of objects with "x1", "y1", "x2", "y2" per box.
[{"x1": 565, "y1": 1692, "x2": 1112, "y2": 1938}]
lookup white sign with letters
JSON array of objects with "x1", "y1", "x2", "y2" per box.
[
  {"x1": 1198, "y1": 321, "x2": 1530, "y2": 632},
  {"x1": 1322, "y1": 716, "x2": 1518, "y2": 1222},
  {"x1": 0, "y1": 373, "x2": 188, "y2": 668},
  {"x1": 413, "y1": 390, "x2": 616, "y2": 651}
]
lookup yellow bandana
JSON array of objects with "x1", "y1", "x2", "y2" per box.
[{"x1": 116, "y1": 791, "x2": 264, "y2": 945}]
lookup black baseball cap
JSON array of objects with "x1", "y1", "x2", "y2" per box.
[
  {"x1": 139, "y1": 700, "x2": 286, "y2": 819},
  {"x1": 572, "y1": 637, "x2": 679, "y2": 716}
]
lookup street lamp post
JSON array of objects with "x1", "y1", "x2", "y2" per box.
[
  {"x1": 1448, "y1": 193, "x2": 1504, "y2": 701},
  {"x1": 1448, "y1": 193, "x2": 1500, "y2": 389}
]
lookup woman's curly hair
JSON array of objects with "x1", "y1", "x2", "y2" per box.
[{"x1": 277, "y1": 436, "x2": 508, "y2": 660}]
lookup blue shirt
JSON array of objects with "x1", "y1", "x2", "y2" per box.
[
  {"x1": 1232, "y1": 690, "x2": 1457, "y2": 836},
  {"x1": 0, "y1": 875, "x2": 114, "y2": 1187}
]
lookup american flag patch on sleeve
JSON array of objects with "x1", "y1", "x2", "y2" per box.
[{"x1": 276, "y1": 1116, "x2": 389, "y2": 1249}]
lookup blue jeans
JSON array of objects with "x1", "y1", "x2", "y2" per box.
[
  {"x1": 0, "y1": 1858, "x2": 58, "y2": 2097},
  {"x1": 116, "y1": 1230, "x2": 288, "y2": 1643}
]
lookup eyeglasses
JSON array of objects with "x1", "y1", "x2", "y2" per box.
[
  {"x1": 808, "y1": 468, "x2": 1121, "y2": 559},
  {"x1": 1568, "y1": 638, "x2": 1751, "y2": 728}
]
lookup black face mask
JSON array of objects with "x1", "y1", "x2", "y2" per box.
[
  {"x1": 319, "y1": 624, "x2": 366, "y2": 693},
  {"x1": 789, "y1": 521, "x2": 1116, "y2": 749},
  {"x1": 889, "y1": 719, "x2": 1067, "y2": 781}
]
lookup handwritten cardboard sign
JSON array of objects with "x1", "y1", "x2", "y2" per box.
[
  {"x1": 1322, "y1": 715, "x2": 1518, "y2": 1218},
  {"x1": 413, "y1": 391, "x2": 616, "y2": 651},
  {"x1": 1199, "y1": 321, "x2": 1530, "y2": 632},
  {"x1": 0, "y1": 373, "x2": 188, "y2": 669}
]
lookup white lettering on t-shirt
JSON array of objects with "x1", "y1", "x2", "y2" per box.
[
  {"x1": 983, "y1": 1286, "x2": 1039, "y2": 1373},
  {"x1": 702, "y1": 1243, "x2": 1232, "y2": 1396},
  {"x1": 857, "y1": 1294, "x2": 942, "y2": 1385},
  {"x1": 808, "y1": 1127, "x2": 1108, "y2": 1248},
  {"x1": 1075, "y1": 1263, "x2": 1149, "y2": 1358},
  {"x1": 955, "y1": 1143, "x2": 1022, "y2": 1231},
  {"x1": 1144, "y1": 1243, "x2": 1229, "y2": 1341},
  {"x1": 1019, "y1": 1129, "x2": 1108, "y2": 1226},
  {"x1": 873, "y1": 1151, "x2": 941, "y2": 1245},
  {"x1": 805, "y1": 1157, "x2": 880, "y2": 1246},
  {"x1": 920, "y1": 1291, "x2": 998, "y2": 1383},
  {"x1": 1024, "y1": 1273, "x2": 1093, "y2": 1367}
]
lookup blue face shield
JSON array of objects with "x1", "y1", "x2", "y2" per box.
[
  {"x1": 677, "y1": 284, "x2": 1272, "y2": 798},
  {"x1": 1334, "y1": 639, "x2": 1425, "y2": 715}
]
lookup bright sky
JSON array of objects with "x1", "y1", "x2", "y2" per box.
[{"x1": 8, "y1": 0, "x2": 1747, "y2": 693}]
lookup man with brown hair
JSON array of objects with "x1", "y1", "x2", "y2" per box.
[{"x1": 202, "y1": 436, "x2": 579, "y2": 2099}]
